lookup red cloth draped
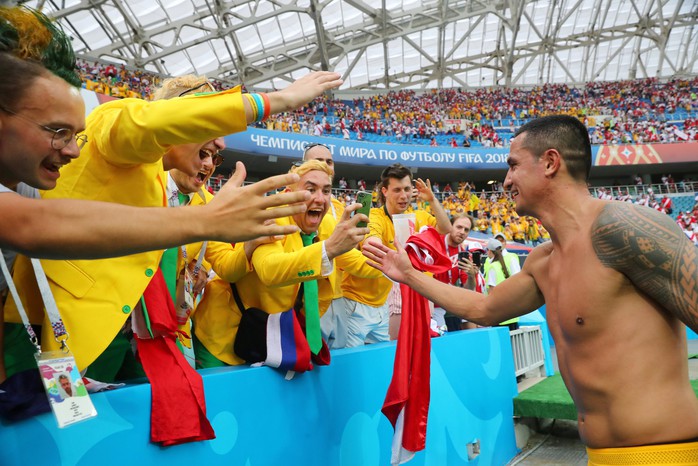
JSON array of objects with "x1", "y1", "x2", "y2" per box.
[
  {"x1": 381, "y1": 227, "x2": 451, "y2": 463},
  {"x1": 137, "y1": 269, "x2": 215, "y2": 446}
]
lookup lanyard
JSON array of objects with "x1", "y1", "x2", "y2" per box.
[
  {"x1": 167, "y1": 185, "x2": 208, "y2": 275},
  {"x1": 383, "y1": 204, "x2": 393, "y2": 223},
  {"x1": 444, "y1": 235, "x2": 466, "y2": 285},
  {"x1": 0, "y1": 251, "x2": 69, "y2": 352}
]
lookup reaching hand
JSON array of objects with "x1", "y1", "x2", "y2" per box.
[
  {"x1": 206, "y1": 161, "x2": 310, "y2": 242},
  {"x1": 415, "y1": 178, "x2": 435, "y2": 203},
  {"x1": 188, "y1": 261, "x2": 209, "y2": 296},
  {"x1": 324, "y1": 203, "x2": 370, "y2": 260},
  {"x1": 362, "y1": 240, "x2": 415, "y2": 284},
  {"x1": 273, "y1": 71, "x2": 344, "y2": 113}
]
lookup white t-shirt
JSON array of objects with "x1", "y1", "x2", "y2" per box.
[{"x1": 0, "y1": 182, "x2": 40, "y2": 291}]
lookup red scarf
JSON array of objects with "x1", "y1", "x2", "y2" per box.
[
  {"x1": 138, "y1": 269, "x2": 215, "y2": 446},
  {"x1": 382, "y1": 227, "x2": 451, "y2": 463}
]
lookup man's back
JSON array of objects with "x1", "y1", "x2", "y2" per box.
[{"x1": 526, "y1": 199, "x2": 698, "y2": 448}]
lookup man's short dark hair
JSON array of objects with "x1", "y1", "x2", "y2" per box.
[
  {"x1": 0, "y1": 6, "x2": 80, "y2": 109},
  {"x1": 0, "y1": 52, "x2": 51, "y2": 108},
  {"x1": 380, "y1": 163, "x2": 412, "y2": 189},
  {"x1": 514, "y1": 115, "x2": 592, "y2": 182},
  {"x1": 378, "y1": 163, "x2": 412, "y2": 204}
]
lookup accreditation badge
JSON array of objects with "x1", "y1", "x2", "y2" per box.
[
  {"x1": 174, "y1": 268, "x2": 195, "y2": 326},
  {"x1": 183, "y1": 268, "x2": 196, "y2": 310},
  {"x1": 35, "y1": 351, "x2": 97, "y2": 428}
]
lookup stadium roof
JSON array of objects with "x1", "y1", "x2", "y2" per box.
[{"x1": 25, "y1": 0, "x2": 698, "y2": 91}]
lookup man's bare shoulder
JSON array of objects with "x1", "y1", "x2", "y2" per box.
[
  {"x1": 591, "y1": 200, "x2": 698, "y2": 330},
  {"x1": 590, "y1": 201, "x2": 687, "y2": 255},
  {"x1": 523, "y1": 240, "x2": 553, "y2": 267}
]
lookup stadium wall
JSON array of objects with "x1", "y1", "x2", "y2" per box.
[{"x1": 0, "y1": 328, "x2": 519, "y2": 466}]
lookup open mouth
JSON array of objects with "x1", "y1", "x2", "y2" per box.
[
  {"x1": 307, "y1": 208, "x2": 324, "y2": 222},
  {"x1": 42, "y1": 160, "x2": 67, "y2": 173},
  {"x1": 195, "y1": 169, "x2": 208, "y2": 183}
]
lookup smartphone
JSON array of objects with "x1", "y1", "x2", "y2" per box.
[
  {"x1": 355, "y1": 191, "x2": 372, "y2": 228},
  {"x1": 457, "y1": 251, "x2": 470, "y2": 263},
  {"x1": 471, "y1": 251, "x2": 482, "y2": 267}
]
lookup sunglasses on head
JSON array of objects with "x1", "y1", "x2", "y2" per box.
[
  {"x1": 302, "y1": 142, "x2": 331, "y2": 157},
  {"x1": 178, "y1": 81, "x2": 216, "y2": 98}
]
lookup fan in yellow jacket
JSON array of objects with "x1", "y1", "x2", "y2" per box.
[
  {"x1": 340, "y1": 163, "x2": 452, "y2": 343},
  {"x1": 193, "y1": 160, "x2": 382, "y2": 367},
  {"x1": 3, "y1": 72, "x2": 343, "y2": 377}
]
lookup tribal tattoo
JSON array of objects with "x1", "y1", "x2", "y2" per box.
[{"x1": 591, "y1": 202, "x2": 698, "y2": 331}]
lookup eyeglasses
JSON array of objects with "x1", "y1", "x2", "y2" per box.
[
  {"x1": 200, "y1": 150, "x2": 224, "y2": 167},
  {"x1": 178, "y1": 81, "x2": 216, "y2": 98},
  {"x1": 0, "y1": 104, "x2": 88, "y2": 150}
]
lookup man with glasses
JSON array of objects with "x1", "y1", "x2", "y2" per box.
[
  {"x1": 3, "y1": 15, "x2": 343, "y2": 398},
  {"x1": 0, "y1": 6, "x2": 323, "y2": 386}
]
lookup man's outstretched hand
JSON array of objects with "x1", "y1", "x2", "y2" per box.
[
  {"x1": 362, "y1": 240, "x2": 415, "y2": 284},
  {"x1": 206, "y1": 161, "x2": 310, "y2": 242}
]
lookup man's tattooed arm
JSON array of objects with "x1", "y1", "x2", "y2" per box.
[{"x1": 592, "y1": 202, "x2": 698, "y2": 331}]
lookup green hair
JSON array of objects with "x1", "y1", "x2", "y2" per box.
[{"x1": 0, "y1": 6, "x2": 80, "y2": 87}]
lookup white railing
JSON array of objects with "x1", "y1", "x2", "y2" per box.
[{"x1": 510, "y1": 326, "x2": 546, "y2": 378}]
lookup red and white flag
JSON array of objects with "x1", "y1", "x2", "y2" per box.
[{"x1": 382, "y1": 227, "x2": 452, "y2": 464}]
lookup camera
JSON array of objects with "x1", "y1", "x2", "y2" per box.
[{"x1": 471, "y1": 250, "x2": 482, "y2": 267}]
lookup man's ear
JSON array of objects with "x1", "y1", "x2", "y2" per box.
[{"x1": 542, "y1": 148, "x2": 561, "y2": 177}]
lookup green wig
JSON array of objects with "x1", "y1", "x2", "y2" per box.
[{"x1": 0, "y1": 6, "x2": 80, "y2": 87}]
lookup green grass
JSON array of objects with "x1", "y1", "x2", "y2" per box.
[{"x1": 514, "y1": 374, "x2": 698, "y2": 421}]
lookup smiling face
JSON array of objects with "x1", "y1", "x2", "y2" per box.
[
  {"x1": 291, "y1": 169, "x2": 332, "y2": 234},
  {"x1": 0, "y1": 74, "x2": 85, "y2": 190},
  {"x1": 503, "y1": 134, "x2": 545, "y2": 217},
  {"x1": 162, "y1": 137, "x2": 224, "y2": 179},
  {"x1": 382, "y1": 175, "x2": 413, "y2": 216},
  {"x1": 169, "y1": 140, "x2": 222, "y2": 194}
]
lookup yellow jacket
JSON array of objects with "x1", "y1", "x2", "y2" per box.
[
  {"x1": 5, "y1": 88, "x2": 247, "y2": 369},
  {"x1": 177, "y1": 189, "x2": 251, "y2": 283},
  {"x1": 193, "y1": 213, "x2": 381, "y2": 365},
  {"x1": 328, "y1": 196, "x2": 346, "y2": 300}
]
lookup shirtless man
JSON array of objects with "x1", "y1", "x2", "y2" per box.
[{"x1": 363, "y1": 115, "x2": 698, "y2": 462}]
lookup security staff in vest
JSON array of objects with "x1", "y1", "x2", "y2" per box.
[{"x1": 484, "y1": 231, "x2": 521, "y2": 277}]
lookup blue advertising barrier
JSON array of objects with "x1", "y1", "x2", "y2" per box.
[
  {"x1": 226, "y1": 128, "x2": 511, "y2": 169},
  {"x1": 1, "y1": 327, "x2": 519, "y2": 466},
  {"x1": 224, "y1": 127, "x2": 605, "y2": 169}
]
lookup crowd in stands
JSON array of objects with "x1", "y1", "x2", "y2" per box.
[
  {"x1": 268, "y1": 78, "x2": 698, "y2": 147},
  {"x1": 73, "y1": 57, "x2": 698, "y2": 245},
  {"x1": 329, "y1": 177, "x2": 698, "y2": 246},
  {"x1": 77, "y1": 58, "x2": 232, "y2": 100},
  {"x1": 75, "y1": 58, "x2": 697, "y2": 148}
]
